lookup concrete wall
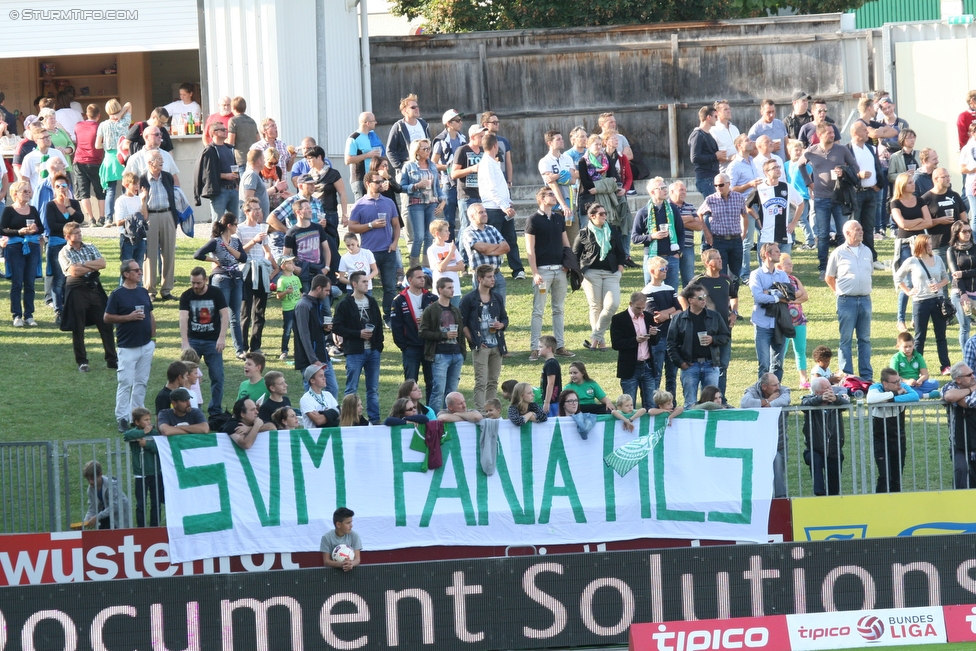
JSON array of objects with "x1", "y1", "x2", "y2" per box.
[{"x1": 369, "y1": 14, "x2": 875, "y2": 186}]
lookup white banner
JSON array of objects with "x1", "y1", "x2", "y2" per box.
[{"x1": 155, "y1": 410, "x2": 780, "y2": 564}]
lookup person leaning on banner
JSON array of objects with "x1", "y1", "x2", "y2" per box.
[
  {"x1": 801, "y1": 377, "x2": 849, "y2": 497},
  {"x1": 83, "y1": 460, "x2": 130, "y2": 530},
  {"x1": 321, "y1": 507, "x2": 361, "y2": 572},
  {"x1": 157, "y1": 388, "x2": 210, "y2": 436},
  {"x1": 940, "y1": 362, "x2": 976, "y2": 489},
  {"x1": 741, "y1": 373, "x2": 791, "y2": 499},
  {"x1": 867, "y1": 367, "x2": 919, "y2": 493}
]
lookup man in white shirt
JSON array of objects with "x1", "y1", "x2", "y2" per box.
[
  {"x1": 478, "y1": 134, "x2": 525, "y2": 280},
  {"x1": 163, "y1": 83, "x2": 201, "y2": 123},
  {"x1": 826, "y1": 220, "x2": 874, "y2": 381},
  {"x1": 711, "y1": 100, "x2": 740, "y2": 174},
  {"x1": 19, "y1": 127, "x2": 68, "y2": 192},
  {"x1": 125, "y1": 126, "x2": 180, "y2": 182},
  {"x1": 538, "y1": 129, "x2": 578, "y2": 240},
  {"x1": 300, "y1": 362, "x2": 339, "y2": 429},
  {"x1": 847, "y1": 121, "x2": 887, "y2": 270},
  {"x1": 753, "y1": 135, "x2": 784, "y2": 177}
]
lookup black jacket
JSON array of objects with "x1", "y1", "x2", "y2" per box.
[
  {"x1": 332, "y1": 293, "x2": 385, "y2": 354},
  {"x1": 458, "y1": 287, "x2": 508, "y2": 354},
  {"x1": 385, "y1": 118, "x2": 429, "y2": 170},
  {"x1": 390, "y1": 288, "x2": 436, "y2": 350},
  {"x1": 573, "y1": 224, "x2": 625, "y2": 273},
  {"x1": 666, "y1": 308, "x2": 730, "y2": 368},
  {"x1": 609, "y1": 309, "x2": 660, "y2": 379},
  {"x1": 801, "y1": 393, "x2": 849, "y2": 458},
  {"x1": 193, "y1": 143, "x2": 226, "y2": 204},
  {"x1": 688, "y1": 127, "x2": 720, "y2": 178},
  {"x1": 293, "y1": 293, "x2": 330, "y2": 374},
  {"x1": 832, "y1": 165, "x2": 860, "y2": 216},
  {"x1": 562, "y1": 245, "x2": 584, "y2": 292},
  {"x1": 138, "y1": 171, "x2": 181, "y2": 227}
]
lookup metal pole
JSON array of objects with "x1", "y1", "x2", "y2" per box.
[{"x1": 359, "y1": 0, "x2": 372, "y2": 111}]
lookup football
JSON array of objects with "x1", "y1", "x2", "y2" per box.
[{"x1": 332, "y1": 544, "x2": 355, "y2": 562}]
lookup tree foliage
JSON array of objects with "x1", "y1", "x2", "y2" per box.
[{"x1": 389, "y1": 0, "x2": 869, "y2": 33}]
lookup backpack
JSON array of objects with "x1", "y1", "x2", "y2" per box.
[{"x1": 122, "y1": 210, "x2": 148, "y2": 245}]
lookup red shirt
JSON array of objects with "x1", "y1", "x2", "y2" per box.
[
  {"x1": 203, "y1": 112, "x2": 232, "y2": 146},
  {"x1": 957, "y1": 110, "x2": 975, "y2": 151},
  {"x1": 73, "y1": 120, "x2": 103, "y2": 165}
]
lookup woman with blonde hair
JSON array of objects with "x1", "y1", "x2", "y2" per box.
[
  {"x1": 95, "y1": 98, "x2": 132, "y2": 225},
  {"x1": 890, "y1": 172, "x2": 933, "y2": 333},
  {"x1": 339, "y1": 394, "x2": 369, "y2": 427},
  {"x1": 507, "y1": 381, "x2": 548, "y2": 426},
  {"x1": 894, "y1": 233, "x2": 952, "y2": 375},
  {"x1": 0, "y1": 180, "x2": 42, "y2": 326},
  {"x1": 399, "y1": 138, "x2": 444, "y2": 267}
]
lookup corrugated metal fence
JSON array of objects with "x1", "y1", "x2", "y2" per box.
[{"x1": 852, "y1": 0, "x2": 941, "y2": 29}]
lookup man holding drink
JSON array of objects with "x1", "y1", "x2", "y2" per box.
[
  {"x1": 104, "y1": 259, "x2": 155, "y2": 433},
  {"x1": 347, "y1": 171, "x2": 400, "y2": 323},
  {"x1": 667, "y1": 282, "x2": 731, "y2": 408}
]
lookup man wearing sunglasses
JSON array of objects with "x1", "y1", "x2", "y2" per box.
[
  {"x1": 698, "y1": 173, "x2": 749, "y2": 278},
  {"x1": 431, "y1": 109, "x2": 466, "y2": 241},
  {"x1": 345, "y1": 112, "x2": 385, "y2": 200},
  {"x1": 386, "y1": 94, "x2": 430, "y2": 258},
  {"x1": 104, "y1": 260, "x2": 156, "y2": 433}
]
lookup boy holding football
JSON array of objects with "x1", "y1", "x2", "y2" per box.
[{"x1": 320, "y1": 507, "x2": 362, "y2": 571}]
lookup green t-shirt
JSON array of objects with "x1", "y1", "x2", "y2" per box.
[
  {"x1": 567, "y1": 380, "x2": 606, "y2": 406},
  {"x1": 890, "y1": 350, "x2": 926, "y2": 381},
  {"x1": 277, "y1": 274, "x2": 302, "y2": 312},
  {"x1": 237, "y1": 379, "x2": 268, "y2": 404}
]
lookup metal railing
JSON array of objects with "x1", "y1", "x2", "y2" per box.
[{"x1": 0, "y1": 401, "x2": 971, "y2": 534}]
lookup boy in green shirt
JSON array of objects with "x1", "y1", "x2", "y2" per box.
[
  {"x1": 276, "y1": 256, "x2": 303, "y2": 361},
  {"x1": 890, "y1": 332, "x2": 940, "y2": 399},
  {"x1": 237, "y1": 352, "x2": 268, "y2": 405},
  {"x1": 123, "y1": 407, "x2": 163, "y2": 527}
]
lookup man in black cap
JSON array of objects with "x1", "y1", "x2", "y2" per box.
[
  {"x1": 784, "y1": 92, "x2": 813, "y2": 141},
  {"x1": 157, "y1": 388, "x2": 209, "y2": 436}
]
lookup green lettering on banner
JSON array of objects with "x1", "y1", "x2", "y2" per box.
[
  {"x1": 653, "y1": 413, "x2": 705, "y2": 522},
  {"x1": 601, "y1": 416, "x2": 653, "y2": 522},
  {"x1": 291, "y1": 428, "x2": 346, "y2": 525},
  {"x1": 169, "y1": 435, "x2": 232, "y2": 534},
  {"x1": 539, "y1": 420, "x2": 586, "y2": 524},
  {"x1": 391, "y1": 426, "x2": 427, "y2": 526},
  {"x1": 703, "y1": 410, "x2": 757, "y2": 524},
  {"x1": 476, "y1": 425, "x2": 536, "y2": 525},
  {"x1": 234, "y1": 432, "x2": 281, "y2": 526},
  {"x1": 420, "y1": 424, "x2": 476, "y2": 526}
]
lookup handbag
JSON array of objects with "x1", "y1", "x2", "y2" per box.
[{"x1": 916, "y1": 257, "x2": 956, "y2": 320}]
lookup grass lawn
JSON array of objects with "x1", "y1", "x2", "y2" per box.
[{"x1": 0, "y1": 230, "x2": 959, "y2": 442}]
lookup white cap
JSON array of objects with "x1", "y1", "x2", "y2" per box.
[{"x1": 442, "y1": 109, "x2": 461, "y2": 124}]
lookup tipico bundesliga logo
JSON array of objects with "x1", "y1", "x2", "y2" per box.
[{"x1": 857, "y1": 616, "x2": 885, "y2": 641}]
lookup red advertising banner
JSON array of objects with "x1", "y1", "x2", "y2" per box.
[{"x1": 943, "y1": 604, "x2": 976, "y2": 642}]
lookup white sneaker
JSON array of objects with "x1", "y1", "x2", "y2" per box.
[
  {"x1": 12, "y1": 316, "x2": 24, "y2": 327},
  {"x1": 25, "y1": 317, "x2": 37, "y2": 327},
  {"x1": 872, "y1": 260, "x2": 888, "y2": 271}
]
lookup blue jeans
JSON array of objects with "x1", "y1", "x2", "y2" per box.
[
  {"x1": 119, "y1": 236, "x2": 147, "y2": 286},
  {"x1": 852, "y1": 188, "x2": 878, "y2": 261},
  {"x1": 709, "y1": 236, "x2": 743, "y2": 279},
  {"x1": 444, "y1": 186, "x2": 458, "y2": 243},
  {"x1": 952, "y1": 292, "x2": 972, "y2": 348},
  {"x1": 695, "y1": 177, "x2": 715, "y2": 199},
  {"x1": 486, "y1": 209, "x2": 525, "y2": 276},
  {"x1": 876, "y1": 182, "x2": 890, "y2": 234},
  {"x1": 188, "y1": 337, "x2": 225, "y2": 416},
  {"x1": 372, "y1": 250, "x2": 398, "y2": 320},
  {"x1": 408, "y1": 202, "x2": 436, "y2": 259},
  {"x1": 814, "y1": 199, "x2": 848, "y2": 272},
  {"x1": 754, "y1": 325, "x2": 786, "y2": 381},
  {"x1": 680, "y1": 360, "x2": 720, "y2": 408},
  {"x1": 281, "y1": 309, "x2": 295, "y2": 354},
  {"x1": 836, "y1": 294, "x2": 873, "y2": 380},
  {"x1": 7, "y1": 242, "x2": 40, "y2": 319},
  {"x1": 211, "y1": 274, "x2": 245, "y2": 355},
  {"x1": 430, "y1": 352, "x2": 464, "y2": 413},
  {"x1": 209, "y1": 187, "x2": 240, "y2": 221},
  {"x1": 741, "y1": 214, "x2": 758, "y2": 281},
  {"x1": 48, "y1": 242, "x2": 67, "y2": 313},
  {"x1": 643, "y1": 252, "x2": 680, "y2": 287},
  {"x1": 650, "y1": 336, "x2": 677, "y2": 397},
  {"x1": 679, "y1": 244, "x2": 696, "y2": 288},
  {"x1": 401, "y1": 345, "x2": 433, "y2": 403},
  {"x1": 621, "y1": 359, "x2": 657, "y2": 410},
  {"x1": 344, "y1": 349, "x2": 381, "y2": 423},
  {"x1": 104, "y1": 181, "x2": 118, "y2": 220},
  {"x1": 718, "y1": 341, "x2": 732, "y2": 402}
]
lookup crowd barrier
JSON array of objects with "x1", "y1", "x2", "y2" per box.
[{"x1": 0, "y1": 401, "x2": 969, "y2": 536}]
